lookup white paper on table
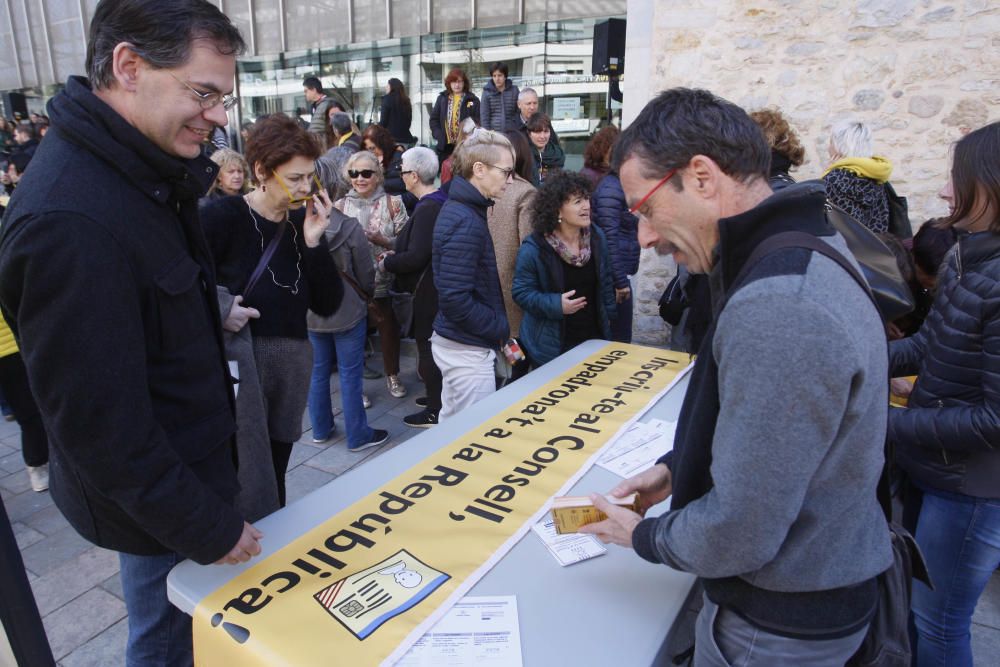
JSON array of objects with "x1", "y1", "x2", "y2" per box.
[
  {"x1": 531, "y1": 512, "x2": 607, "y2": 566},
  {"x1": 596, "y1": 419, "x2": 677, "y2": 478},
  {"x1": 395, "y1": 595, "x2": 522, "y2": 666}
]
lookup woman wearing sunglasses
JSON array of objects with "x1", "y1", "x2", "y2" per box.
[
  {"x1": 200, "y1": 114, "x2": 342, "y2": 513},
  {"x1": 335, "y1": 151, "x2": 410, "y2": 399}
]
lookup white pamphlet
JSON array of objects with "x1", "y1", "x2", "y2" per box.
[
  {"x1": 531, "y1": 512, "x2": 607, "y2": 566},
  {"x1": 395, "y1": 595, "x2": 522, "y2": 666},
  {"x1": 597, "y1": 419, "x2": 677, "y2": 478}
]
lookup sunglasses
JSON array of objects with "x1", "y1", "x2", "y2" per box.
[
  {"x1": 273, "y1": 171, "x2": 324, "y2": 204},
  {"x1": 348, "y1": 169, "x2": 377, "y2": 179}
]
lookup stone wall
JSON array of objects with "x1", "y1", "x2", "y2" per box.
[{"x1": 624, "y1": 0, "x2": 1000, "y2": 345}]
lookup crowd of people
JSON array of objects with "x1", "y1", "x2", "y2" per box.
[{"x1": 0, "y1": 1, "x2": 997, "y2": 666}]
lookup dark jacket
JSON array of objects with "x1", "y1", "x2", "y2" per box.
[
  {"x1": 591, "y1": 173, "x2": 640, "y2": 288},
  {"x1": 199, "y1": 196, "x2": 341, "y2": 340},
  {"x1": 382, "y1": 148, "x2": 418, "y2": 214},
  {"x1": 889, "y1": 230, "x2": 1000, "y2": 498},
  {"x1": 379, "y1": 93, "x2": 414, "y2": 144},
  {"x1": 824, "y1": 168, "x2": 890, "y2": 234},
  {"x1": 429, "y1": 91, "x2": 481, "y2": 152},
  {"x1": 530, "y1": 139, "x2": 566, "y2": 187},
  {"x1": 480, "y1": 80, "x2": 520, "y2": 132},
  {"x1": 512, "y1": 228, "x2": 616, "y2": 366},
  {"x1": 432, "y1": 176, "x2": 509, "y2": 348},
  {"x1": 0, "y1": 76, "x2": 243, "y2": 563},
  {"x1": 386, "y1": 189, "x2": 447, "y2": 339}
]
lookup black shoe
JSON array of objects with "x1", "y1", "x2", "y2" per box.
[
  {"x1": 403, "y1": 409, "x2": 438, "y2": 429},
  {"x1": 415, "y1": 396, "x2": 428, "y2": 407},
  {"x1": 350, "y1": 429, "x2": 390, "y2": 452}
]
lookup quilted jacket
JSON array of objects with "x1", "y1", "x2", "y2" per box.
[
  {"x1": 591, "y1": 173, "x2": 640, "y2": 288},
  {"x1": 512, "y1": 226, "x2": 616, "y2": 366},
  {"x1": 889, "y1": 229, "x2": 1000, "y2": 498},
  {"x1": 432, "y1": 176, "x2": 509, "y2": 349}
]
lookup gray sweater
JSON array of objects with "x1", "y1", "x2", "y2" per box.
[
  {"x1": 307, "y1": 209, "x2": 374, "y2": 334},
  {"x1": 635, "y1": 185, "x2": 892, "y2": 614}
]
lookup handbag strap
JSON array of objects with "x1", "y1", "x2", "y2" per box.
[
  {"x1": 339, "y1": 269, "x2": 373, "y2": 303},
  {"x1": 243, "y1": 217, "x2": 287, "y2": 297}
]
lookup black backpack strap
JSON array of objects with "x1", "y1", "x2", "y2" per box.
[{"x1": 727, "y1": 231, "x2": 895, "y2": 520}]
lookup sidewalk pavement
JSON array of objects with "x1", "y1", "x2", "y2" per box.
[{"x1": 2, "y1": 346, "x2": 999, "y2": 665}]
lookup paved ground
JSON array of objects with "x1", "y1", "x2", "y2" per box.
[{"x1": 2, "y1": 345, "x2": 999, "y2": 665}]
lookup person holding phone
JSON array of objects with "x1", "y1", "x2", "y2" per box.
[
  {"x1": 200, "y1": 114, "x2": 342, "y2": 508},
  {"x1": 512, "y1": 171, "x2": 616, "y2": 368}
]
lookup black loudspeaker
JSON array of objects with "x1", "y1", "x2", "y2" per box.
[
  {"x1": 1, "y1": 92, "x2": 28, "y2": 120},
  {"x1": 592, "y1": 18, "x2": 626, "y2": 76}
]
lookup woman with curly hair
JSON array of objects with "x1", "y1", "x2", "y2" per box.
[
  {"x1": 579, "y1": 125, "x2": 619, "y2": 189},
  {"x1": 749, "y1": 108, "x2": 805, "y2": 191},
  {"x1": 429, "y1": 68, "x2": 481, "y2": 161},
  {"x1": 512, "y1": 171, "x2": 616, "y2": 368}
]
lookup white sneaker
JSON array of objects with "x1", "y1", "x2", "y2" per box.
[
  {"x1": 362, "y1": 394, "x2": 372, "y2": 409},
  {"x1": 27, "y1": 464, "x2": 48, "y2": 492}
]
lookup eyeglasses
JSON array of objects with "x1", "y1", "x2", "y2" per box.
[
  {"x1": 273, "y1": 170, "x2": 323, "y2": 204},
  {"x1": 628, "y1": 168, "x2": 678, "y2": 215},
  {"x1": 168, "y1": 71, "x2": 239, "y2": 111},
  {"x1": 348, "y1": 169, "x2": 377, "y2": 179},
  {"x1": 400, "y1": 170, "x2": 414, "y2": 176},
  {"x1": 482, "y1": 163, "x2": 514, "y2": 179}
]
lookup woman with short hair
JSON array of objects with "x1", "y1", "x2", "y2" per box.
[
  {"x1": 383, "y1": 147, "x2": 447, "y2": 427},
  {"x1": 480, "y1": 62, "x2": 520, "y2": 133},
  {"x1": 823, "y1": 119, "x2": 892, "y2": 233},
  {"x1": 200, "y1": 114, "x2": 342, "y2": 510},
  {"x1": 888, "y1": 121, "x2": 1000, "y2": 666},
  {"x1": 429, "y1": 68, "x2": 481, "y2": 161},
  {"x1": 513, "y1": 171, "x2": 616, "y2": 368},
  {"x1": 749, "y1": 108, "x2": 805, "y2": 191},
  {"x1": 335, "y1": 151, "x2": 409, "y2": 399}
]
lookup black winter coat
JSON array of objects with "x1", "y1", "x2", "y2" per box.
[
  {"x1": 385, "y1": 189, "x2": 447, "y2": 339},
  {"x1": 889, "y1": 229, "x2": 1000, "y2": 498},
  {"x1": 0, "y1": 77, "x2": 243, "y2": 563},
  {"x1": 591, "y1": 173, "x2": 640, "y2": 288},
  {"x1": 429, "y1": 91, "x2": 481, "y2": 153},
  {"x1": 379, "y1": 93, "x2": 414, "y2": 144},
  {"x1": 432, "y1": 176, "x2": 509, "y2": 348}
]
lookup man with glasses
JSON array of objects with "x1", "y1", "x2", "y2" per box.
[
  {"x1": 0, "y1": 1, "x2": 259, "y2": 664},
  {"x1": 580, "y1": 88, "x2": 892, "y2": 665}
]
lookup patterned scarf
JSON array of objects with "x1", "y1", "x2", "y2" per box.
[
  {"x1": 445, "y1": 94, "x2": 462, "y2": 144},
  {"x1": 544, "y1": 227, "x2": 592, "y2": 267}
]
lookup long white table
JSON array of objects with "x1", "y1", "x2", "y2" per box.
[{"x1": 168, "y1": 340, "x2": 696, "y2": 665}]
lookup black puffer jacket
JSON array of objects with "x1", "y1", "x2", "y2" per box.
[{"x1": 889, "y1": 229, "x2": 1000, "y2": 498}]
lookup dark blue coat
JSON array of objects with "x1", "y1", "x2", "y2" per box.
[
  {"x1": 432, "y1": 176, "x2": 509, "y2": 348},
  {"x1": 591, "y1": 173, "x2": 640, "y2": 288},
  {"x1": 512, "y1": 227, "x2": 616, "y2": 366},
  {"x1": 889, "y1": 230, "x2": 1000, "y2": 498}
]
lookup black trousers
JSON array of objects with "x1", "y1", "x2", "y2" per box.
[
  {"x1": 415, "y1": 335, "x2": 442, "y2": 413},
  {"x1": 0, "y1": 353, "x2": 48, "y2": 467}
]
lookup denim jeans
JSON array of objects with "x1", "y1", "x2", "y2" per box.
[
  {"x1": 118, "y1": 551, "x2": 192, "y2": 667},
  {"x1": 308, "y1": 320, "x2": 373, "y2": 448},
  {"x1": 693, "y1": 593, "x2": 868, "y2": 667},
  {"x1": 910, "y1": 487, "x2": 1000, "y2": 667}
]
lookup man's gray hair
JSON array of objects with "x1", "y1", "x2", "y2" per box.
[
  {"x1": 401, "y1": 147, "x2": 439, "y2": 186},
  {"x1": 518, "y1": 87, "x2": 538, "y2": 102},
  {"x1": 829, "y1": 120, "x2": 874, "y2": 160},
  {"x1": 330, "y1": 112, "x2": 353, "y2": 136},
  {"x1": 86, "y1": 0, "x2": 245, "y2": 90}
]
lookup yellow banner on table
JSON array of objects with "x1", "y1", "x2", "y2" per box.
[{"x1": 194, "y1": 344, "x2": 690, "y2": 666}]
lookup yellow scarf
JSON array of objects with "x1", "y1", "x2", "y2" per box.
[
  {"x1": 823, "y1": 156, "x2": 893, "y2": 184},
  {"x1": 445, "y1": 94, "x2": 462, "y2": 144}
]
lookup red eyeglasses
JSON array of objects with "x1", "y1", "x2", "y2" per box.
[{"x1": 628, "y1": 168, "x2": 677, "y2": 215}]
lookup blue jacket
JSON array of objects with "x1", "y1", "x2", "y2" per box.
[
  {"x1": 591, "y1": 173, "x2": 640, "y2": 287},
  {"x1": 889, "y1": 230, "x2": 1000, "y2": 499},
  {"x1": 480, "y1": 80, "x2": 520, "y2": 132},
  {"x1": 432, "y1": 176, "x2": 509, "y2": 348},
  {"x1": 512, "y1": 227, "x2": 616, "y2": 366}
]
